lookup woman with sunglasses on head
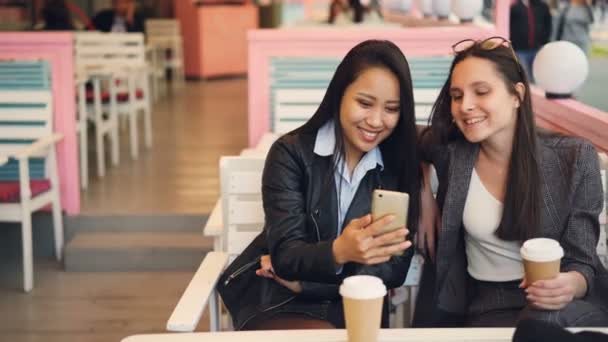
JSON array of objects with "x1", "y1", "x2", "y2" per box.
[
  {"x1": 218, "y1": 40, "x2": 422, "y2": 330},
  {"x1": 413, "y1": 36, "x2": 608, "y2": 328}
]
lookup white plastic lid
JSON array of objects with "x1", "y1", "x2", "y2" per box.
[
  {"x1": 339, "y1": 275, "x2": 387, "y2": 300},
  {"x1": 520, "y1": 238, "x2": 564, "y2": 262}
]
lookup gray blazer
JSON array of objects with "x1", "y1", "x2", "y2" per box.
[{"x1": 417, "y1": 134, "x2": 608, "y2": 323}]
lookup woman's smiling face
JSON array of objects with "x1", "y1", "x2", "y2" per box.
[
  {"x1": 449, "y1": 56, "x2": 521, "y2": 145},
  {"x1": 339, "y1": 66, "x2": 401, "y2": 165}
]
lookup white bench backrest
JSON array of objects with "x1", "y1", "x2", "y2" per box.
[
  {"x1": 74, "y1": 32, "x2": 146, "y2": 70},
  {"x1": 220, "y1": 156, "x2": 266, "y2": 259},
  {"x1": 145, "y1": 19, "x2": 181, "y2": 38},
  {"x1": 270, "y1": 56, "x2": 451, "y2": 134}
]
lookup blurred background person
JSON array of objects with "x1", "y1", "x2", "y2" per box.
[
  {"x1": 510, "y1": 0, "x2": 553, "y2": 82},
  {"x1": 93, "y1": 0, "x2": 145, "y2": 32},
  {"x1": 555, "y1": 0, "x2": 595, "y2": 54},
  {"x1": 40, "y1": 0, "x2": 75, "y2": 30},
  {"x1": 328, "y1": 0, "x2": 382, "y2": 24}
]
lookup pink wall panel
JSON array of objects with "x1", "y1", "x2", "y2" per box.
[
  {"x1": 175, "y1": 0, "x2": 203, "y2": 77},
  {"x1": 175, "y1": 2, "x2": 258, "y2": 78},
  {"x1": 199, "y1": 6, "x2": 258, "y2": 78},
  {"x1": 0, "y1": 32, "x2": 80, "y2": 215}
]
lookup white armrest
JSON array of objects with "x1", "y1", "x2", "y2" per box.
[
  {"x1": 203, "y1": 200, "x2": 223, "y2": 238},
  {"x1": 240, "y1": 148, "x2": 267, "y2": 157},
  {"x1": 78, "y1": 66, "x2": 117, "y2": 79},
  {"x1": 256, "y1": 132, "x2": 279, "y2": 153},
  {"x1": 166, "y1": 251, "x2": 229, "y2": 332},
  {"x1": 14, "y1": 133, "x2": 63, "y2": 161}
]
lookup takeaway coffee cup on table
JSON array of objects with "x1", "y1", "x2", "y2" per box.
[
  {"x1": 520, "y1": 238, "x2": 564, "y2": 284},
  {"x1": 339, "y1": 275, "x2": 386, "y2": 342}
]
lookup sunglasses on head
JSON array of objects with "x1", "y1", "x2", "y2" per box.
[{"x1": 451, "y1": 36, "x2": 521, "y2": 73}]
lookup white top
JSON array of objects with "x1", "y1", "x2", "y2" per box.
[
  {"x1": 463, "y1": 169, "x2": 524, "y2": 281},
  {"x1": 111, "y1": 16, "x2": 127, "y2": 32}
]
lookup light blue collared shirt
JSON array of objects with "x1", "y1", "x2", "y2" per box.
[{"x1": 314, "y1": 121, "x2": 384, "y2": 234}]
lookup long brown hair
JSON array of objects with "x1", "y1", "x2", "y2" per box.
[{"x1": 423, "y1": 41, "x2": 541, "y2": 241}]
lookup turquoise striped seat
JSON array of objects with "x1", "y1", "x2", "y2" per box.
[
  {"x1": 0, "y1": 61, "x2": 52, "y2": 182},
  {"x1": 0, "y1": 60, "x2": 64, "y2": 292},
  {"x1": 270, "y1": 56, "x2": 452, "y2": 133}
]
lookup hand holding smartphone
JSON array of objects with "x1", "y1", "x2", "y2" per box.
[{"x1": 371, "y1": 189, "x2": 409, "y2": 255}]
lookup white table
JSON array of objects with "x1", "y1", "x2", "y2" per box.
[{"x1": 122, "y1": 327, "x2": 608, "y2": 342}]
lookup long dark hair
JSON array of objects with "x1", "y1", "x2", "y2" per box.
[
  {"x1": 295, "y1": 39, "x2": 421, "y2": 232},
  {"x1": 423, "y1": 42, "x2": 541, "y2": 241}
]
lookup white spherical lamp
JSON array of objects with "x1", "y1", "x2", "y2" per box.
[
  {"x1": 533, "y1": 41, "x2": 589, "y2": 99},
  {"x1": 418, "y1": 0, "x2": 433, "y2": 17},
  {"x1": 399, "y1": 0, "x2": 412, "y2": 12},
  {"x1": 388, "y1": 0, "x2": 412, "y2": 12},
  {"x1": 452, "y1": 0, "x2": 483, "y2": 22},
  {"x1": 432, "y1": 0, "x2": 451, "y2": 19}
]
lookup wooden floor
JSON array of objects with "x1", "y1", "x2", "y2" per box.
[
  {"x1": 0, "y1": 259, "x2": 210, "y2": 342},
  {"x1": 0, "y1": 78, "x2": 246, "y2": 341},
  {"x1": 80, "y1": 78, "x2": 248, "y2": 215}
]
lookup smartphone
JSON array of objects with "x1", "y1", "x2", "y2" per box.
[{"x1": 371, "y1": 189, "x2": 409, "y2": 254}]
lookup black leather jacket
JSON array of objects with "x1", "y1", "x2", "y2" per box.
[
  {"x1": 219, "y1": 128, "x2": 415, "y2": 329},
  {"x1": 258, "y1": 129, "x2": 413, "y2": 324}
]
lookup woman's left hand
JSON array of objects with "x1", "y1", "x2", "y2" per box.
[
  {"x1": 256, "y1": 255, "x2": 303, "y2": 294},
  {"x1": 523, "y1": 272, "x2": 586, "y2": 310}
]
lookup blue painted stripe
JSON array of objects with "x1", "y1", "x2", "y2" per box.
[
  {"x1": 0, "y1": 61, "x2": 51, "y2": 90},
  {"x1": 0, "y1": 159, "x2": 46, "y2": 181},
  {"x1": 0, "y1": 61, "x2": 51, "y2": 180},
  {"x1": 0, "y1": 121, "x2": 46, "y2": 126}
]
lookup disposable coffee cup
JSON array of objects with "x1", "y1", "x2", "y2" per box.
[
  {"x1": 520, "y1": 238, "x2": 564, "y2": 284},
  {"x1": 339, "y1": 275, "x2": 386, "y2": 342}
]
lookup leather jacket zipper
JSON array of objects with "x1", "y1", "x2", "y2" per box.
[
  {"x1": 311, "y1": 209, "x2": 321, "y2": 242},
  {"x1": 223, "y1": 256, "x2": 261, "y2": 287}
]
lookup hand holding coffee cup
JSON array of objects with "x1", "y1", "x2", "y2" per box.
[
  {"x1": 520, "y1": 238, "x2": 583, "y2": 310},
  {"x1": 340, "y1": 275, "x2": 386, "y2": 342}
]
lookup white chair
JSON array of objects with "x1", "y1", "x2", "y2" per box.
[
  {"x1": 75, "y1": 77, "x2": 89, "y2": 190},
  {"x1": 145, "y1": 19, "x2": 185, "y2": 84},
  {"x1": 168, "y1": 156, "x2": 265, "y2": 332},
  {"x1": 145, "y1": 43, "x2": 166, "y2": 102},
  {"x1": 75, "y1": 74, "x2": 120, "y2": 188},
  {"x1": 0, "y1": 61, "x2": 64, "y2": 292},
  {"x1": 74, "y1": 32, "x2": 152, "y2": 160},
  {"x1": 203, "y1": 133, "x2": 279, "y2": 254}
]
